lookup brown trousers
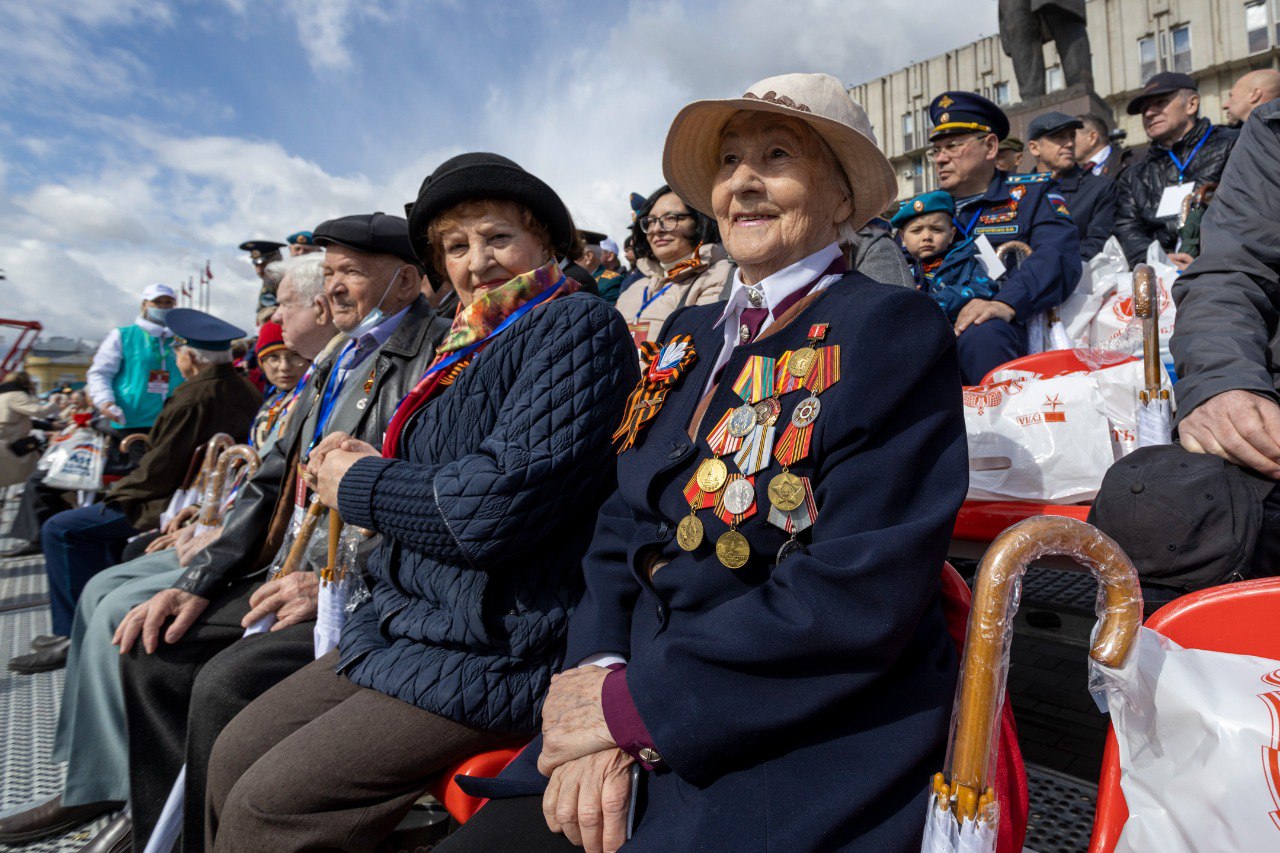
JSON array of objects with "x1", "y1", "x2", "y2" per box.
[{"x1": 206, "y1": 650, "x2": 519, "y2": 852}]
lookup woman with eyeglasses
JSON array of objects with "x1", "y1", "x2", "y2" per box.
[{"x1": 613, "y1": 184, "x2": 734, "y2": 347}]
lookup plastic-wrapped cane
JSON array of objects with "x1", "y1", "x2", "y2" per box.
[
  {"x1": 1133, "y1": 263, "x2": 1172, "y2": 447},
  {"x1": 196, "y1": 444, "x2": 260, "y2": 528}
]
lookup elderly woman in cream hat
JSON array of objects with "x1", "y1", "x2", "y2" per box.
[{"x1": 437, "y1": 73, "x2": 968, "y2": 853}]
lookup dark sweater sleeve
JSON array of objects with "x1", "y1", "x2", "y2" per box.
[
  {"x1": 624, "y1": 290, "x2": 969, "y2": 786},
  {"x1": 337, "y1": 299, "x2": 638, "y2": 568}
]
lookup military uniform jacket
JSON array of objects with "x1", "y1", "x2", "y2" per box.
[
  {"x1": 956, "y1": 170, "x2": 1083, "y2": 318},
  {"x1": 107, "y1": 363, "x2": 261, "y2": 531},
  {"x1": 175, "y1": 296, "x2": 450, "y2": 597},
  {"x1": 474, "y1": 275, "x2": 968, "y2": 851},
  {"x1": 1052, "y1": 165, "x2": 1119, "y2": 260}
]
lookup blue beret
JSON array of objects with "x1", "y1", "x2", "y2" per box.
[
  {"x1": 890, "y1": 191, "x2": 956, "y2": 229},
  {"x1": 286, "y1": 231, "x2": 314, "y2": 246},
  {"x1": 928, "y1": 91, "x2": 1010, "y2": 141},
  {"x1": 165, "y1": 308, "x2": 246, "y2": 351}
]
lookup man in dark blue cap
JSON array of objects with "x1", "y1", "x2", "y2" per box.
[
  {"x1": 926, "y1": 90, "x2": 1082, "y2": 383},
  {"x1": 112, "y1": 211, "x2": 454, "y2": 849},
  {"x1": 1027, "y1": 110, "x2": 1119, "y2": 259},
  {"x1": 1114, "y1": 71, "x2": 1238, "y2": 268},
  {"x1": 8, "y1": 310, "x2": 261, "y2": 676}
]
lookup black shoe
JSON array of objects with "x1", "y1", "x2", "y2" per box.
[
  {"x1": 0, "y1": 796, "x2": 121, "y2": 844},
  {"x1": 0, "y1": 542, "x2": 40, "y2": 558},
  {"x1": 31, "y1": 634, "x2": 66, "y2": 650},
  {"x1": 79, "y1": 813, "x2": 131, "y2": 853},
  {"x1": 8, "y1": 637, "x2": 70, "y2": 674}
]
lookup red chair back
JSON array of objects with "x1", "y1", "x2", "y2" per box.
[
  {"x1": 1088, "y1": 577, "x2": 1280, "y2": 851},
  {"x1": 427, "y1": 746, "x2": 526, "y2": 824},
  {"x1": 978, "y1": 349, "x2": 1139, "y2": 385}
]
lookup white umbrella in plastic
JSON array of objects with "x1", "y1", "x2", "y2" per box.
[
  {"x1": 921, "y1": 516, "x2": 1144, "y2": 853},
  {"x1": 1132, "y1": 263, "x2": 1172, "y2": 448},
  {"x1": 145, "y1": 493, "x2": 325, "y2": 853}
]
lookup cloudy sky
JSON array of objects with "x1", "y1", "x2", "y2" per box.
[{"x1": 0, "y1": 0, "x2": 997, "y2": 342}]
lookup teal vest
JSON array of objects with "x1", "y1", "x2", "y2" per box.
[{"x1": 111, "y1": 324, "x2": 182, "y2": 429}]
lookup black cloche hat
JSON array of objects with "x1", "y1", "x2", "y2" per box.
[
  {"x1": 406, "y1": 153, "x2": 574, "y2": 269},
  {"x1": 312, "y1": 213, "x2": 419, "y2": 266}
]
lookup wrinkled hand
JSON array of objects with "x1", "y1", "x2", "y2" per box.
[
  {"x1": 306, "y1": 432, "x2": 379, "y2": 510},
  {"x1": 240, "y1": 572, "x2": 319, "y2": 631},
  {"x1": 1180, "y1": 390, "x2": 1280, "y2": 478},
  {"x1": 144, "y1": 530, "x2": 181, "y2": 553},
  {"x1": 175, "y1": 524, "x2": 222, "y2": 567},
  {"x1": 114, "y1": 589, "x2": 210, "y2": 654},
  {"x1": 163, "y1": 504, "x2": 200, "y2": 534},
  {"x1": 543, "y1": 749, "x2": 635, "y2": 853},
  {"x1": 1167, "y1": 252, "x2": 1195, "y2": 271},
  {"x1": 954, "y1": 298, "x2": 1017, "y2": 335},
  {"x1": 539, "y1": 666, "x2": 616, "y2": 776}
]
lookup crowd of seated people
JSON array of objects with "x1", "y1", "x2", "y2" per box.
[{"x1": 0, "y1": 63, "x2": 1278, "y2": 853}]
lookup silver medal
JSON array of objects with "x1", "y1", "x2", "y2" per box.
[
  {"x1": 776, "y1": 538, "x2": 805, "y2": 565},
  {"x1": 791, "y1": 395, "x2": 821, "y2": 428},
  {"x1": 723, "y1": 478, "x2": 755, "y2": 516},
  {"x1": 728, "y1": 404, "x2": 758, "y2": 438}
]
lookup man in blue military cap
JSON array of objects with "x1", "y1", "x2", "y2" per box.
[
  {"x1": 1027, "y1": 110, "x2": 1119, "y2": 260},
  {"x1": 926, "y1": 90, "x2": 1082, "y2": 383},
  {"x1": 285, "y1": 231, "x2": 320, "y2": 256},
  {"x1": 8, "y1": 309, "x2": 261, "y2": 675}
]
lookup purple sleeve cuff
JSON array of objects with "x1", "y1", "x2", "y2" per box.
[{"x1": 602, "y1": 665, "x2": 661, "y2": 769}]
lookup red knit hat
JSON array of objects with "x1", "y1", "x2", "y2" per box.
[{"x1": 255, "y1": 322, "x2": 286, "y2": 358}]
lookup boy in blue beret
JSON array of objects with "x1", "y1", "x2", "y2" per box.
[{"x1": 892, "y1": 190, "x2": 1000, "y2": 323}]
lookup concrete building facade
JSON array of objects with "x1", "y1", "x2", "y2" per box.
[{"x1": 851, "y1": 0, "x2": 1280, "y2": 200}]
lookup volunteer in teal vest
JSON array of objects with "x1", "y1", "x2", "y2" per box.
[{"x1": 85, "y1": 283, "x2": 183, "y2": 432}]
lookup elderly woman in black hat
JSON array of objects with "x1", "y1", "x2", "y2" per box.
[
  {"x1": 203, "y1": 153, "x2": 637, "y2": 851},
  {"x1": 438, "y1": 73, "x2": 968, "y2": 853}
]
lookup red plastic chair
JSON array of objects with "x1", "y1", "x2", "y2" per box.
[
  {"x1": 1087, "y1": 577, "x2": 1280, "y2": 851},
  {"x1": 954, "y1": 350, "x2": 1137, "y2": 543},
  {"x1": 426, "y1": 745, "x2": 527, "y2": 824}
]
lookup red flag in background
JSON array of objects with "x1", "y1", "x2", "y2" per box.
[{"x1": 205, "y1": 260, "x2": 213, "y2": 280}]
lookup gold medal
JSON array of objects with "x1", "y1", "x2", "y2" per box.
[
  {"x1": 715, "y1": 529, "x2": 750, "y2": 569},
  {"x1": 695, "y1": 458, "x2": 728, "y2": 494},
  {"x1": 676, "y1": 514, "x2": 704, "y2": 551},
  {"x1": 768, "y1": 471, "x2": 805, "y2": 512},
  {"x1": 788, "y1": 347, "x2": 817, "y2": 379}
]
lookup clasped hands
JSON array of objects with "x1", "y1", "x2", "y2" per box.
[
  {"x1": 539, "y1": 666, "x2": 634, "y2": 853},
  {"x1": 304, "y1": 431, "x2": 379, "y2": 510}
]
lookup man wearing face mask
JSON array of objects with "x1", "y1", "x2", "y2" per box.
[
  {"x1": 1, "y1": 285, "x2": 184, "y2": 558},
  {"x1": 109, "y1": 213, "x2": 453, "y2": 851}
]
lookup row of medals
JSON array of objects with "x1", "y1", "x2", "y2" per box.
[{"x1": 676, "y1": 333, "x2": 832, "y2": 570}]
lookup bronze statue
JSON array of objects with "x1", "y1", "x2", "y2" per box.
[{"x1": 999, "y1": 0, "x2": 1093, "y2": 99}]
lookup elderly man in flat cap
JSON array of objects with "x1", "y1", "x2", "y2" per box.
[{"x1": 103, "y1": 212, "x2": 451, "y2": 851}]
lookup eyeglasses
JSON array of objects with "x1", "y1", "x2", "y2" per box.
[
  {"x1": 925, "y1": 133, "x2": 987, "y2": 161},
  {"x1": 261, "y1": 351, "x2": 308, "y2": 368},
  {"x1": 638, "y1": 213, "x2": 694, "y2": 233}
]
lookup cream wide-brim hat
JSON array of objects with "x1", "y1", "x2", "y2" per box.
[{"x1": 662, "y1": 73, "x2": 897, "y2": 232}]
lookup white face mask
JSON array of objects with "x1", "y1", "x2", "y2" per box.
[
  {"x1": 345, "y1": 268, "x2": 401, "y2": 339},
  {"x1": 145, "y1": 306, "x2": 172, "y2": 324}
]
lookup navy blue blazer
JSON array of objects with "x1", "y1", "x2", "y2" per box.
[
  {"x1": 1052, "y1": 165, "x2": 1120, "y2": 260},
  {"x1": 467, "y1": 273, "x2": 967, "y2": 851}
]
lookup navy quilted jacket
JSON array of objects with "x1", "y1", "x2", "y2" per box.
[{"x1": 335, "y1": 293, "x2": 637, "y2": 733}]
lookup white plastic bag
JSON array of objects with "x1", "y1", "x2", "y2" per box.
[
  {"x1": 1090, "y1": 242, "x2": 1178, "y2": 364},
  {"x1": 1093, "y1": 627, "x2": 1280, "y2": 852},
  {"x1": 1057, "y1": 237, "x2": 1128, "y2": 347},
  {"x1": 964, "y1": 374, "x2": 1113, "y2": 503},
  {"x1": 43, "y1": 427, "x2": 106, "y2": 491}
]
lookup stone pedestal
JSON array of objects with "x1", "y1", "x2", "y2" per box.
[{"x1": 1002, "y1": 84, "x2": 1116, "y2": 172}]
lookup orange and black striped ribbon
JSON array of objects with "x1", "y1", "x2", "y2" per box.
[{"x1": 612, "y1": 336, "x2": 697, "y2": 453}]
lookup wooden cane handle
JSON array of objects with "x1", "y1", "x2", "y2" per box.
[
  {"x1": 1132, "y1": 264, "x2": 1162, "y2": 395},
  {"x1": 119, "y1": 434, "x2": 150, "y2": 454},
  {"x1": 279, "y1": 500, "x2": 327, "y2": 577},
  {"x1": 995, "y1": 240, "x2": 1032, "y2": 266},
  {"x1": 199, "y1": 445, "x2": 260, "y2": 526},
  {"x1": 325, "y1": 509, "x2": 343, "y2": 582},
  {"x1": 949, "y1": 516, "x2": 1142, "y2": 822}
]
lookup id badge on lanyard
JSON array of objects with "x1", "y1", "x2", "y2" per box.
[{"x1": 148, "y1": 337, "x2": 171, "y2": 397}]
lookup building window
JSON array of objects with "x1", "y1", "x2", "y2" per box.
[
  {"x1": 911, "y1": 158, "x2": 926, "y2": 194},
  {"x1": 902, "y1": 112, "x2": 915, "y2": 151},
  {"x1": 1138, "y1": 35, "x2": 1158, "y2": 81},
  {"x1": 1246, "y1": 0, "x2": 1269, "y2": 52},
  {"x1": 1171, "y1": 25, "x2": 1192, "y2": 72},
  {"x1": 1046, "y1": 65, "x2": 1065, "y2": 93},
  {"x1": 993, "y1": 81, "x2": 1010, "y2": 105}
]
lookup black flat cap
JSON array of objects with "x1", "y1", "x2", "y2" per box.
[
  {"x1": 166, "y1": 308, "x2": 246, "y2": 351},
  {"x1": 407, "y1": 152, "x2": 573, "y2": 275},
  {"x1": 313, "y1": 213, "x2": 418, "y2": 266},
  {"x1": 1027, "y1": 111, "x2": 1084, "y2": 141},
  {"x1": 1088, "y1": 445, "x2": 1275, "y2": 590},
  {"x1": 1127, "y1": 71, "x2": 1198, "y2": 114}
]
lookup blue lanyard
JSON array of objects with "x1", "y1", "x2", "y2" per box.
[
  {"x1": 957, "y1": 208, "x2": 983, "y2": 238},
  {"x1": 636, "y1": 282, "x2": 673, "y2": 322},
  {"x1": 310, "y1": 341, "x2": 356, "y2": 450},
  {"x1": 394, "y1": 276, "x2": 567, "y2": 415},
  {"x1": 1166, "y1": 126, "x2": 1213, "y2": 182}
]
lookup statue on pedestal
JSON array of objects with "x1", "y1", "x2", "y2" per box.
[{"x1": 999, "y1": 0, "x2": 1093, "y2": 99}]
